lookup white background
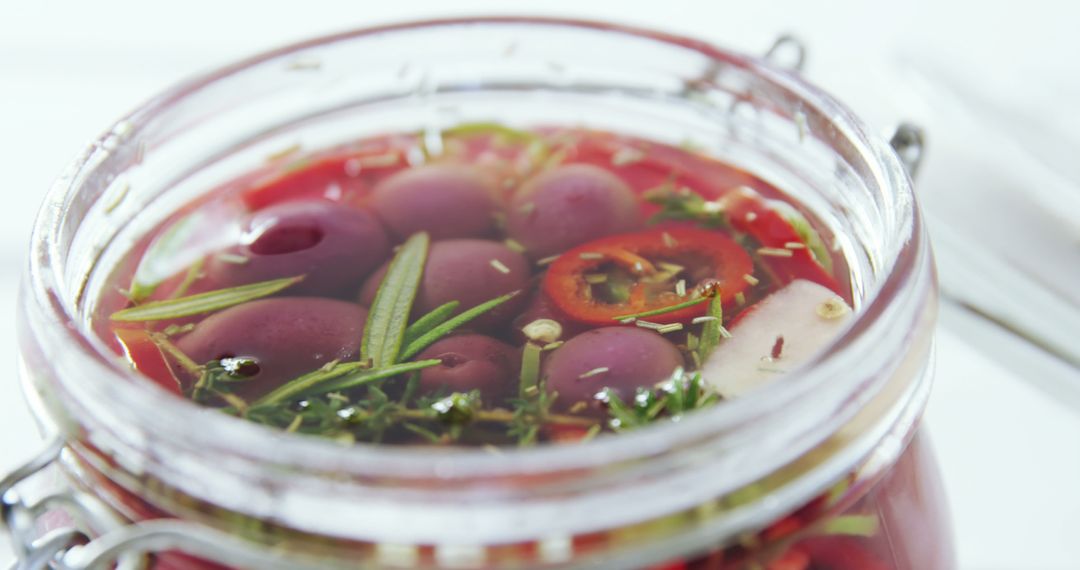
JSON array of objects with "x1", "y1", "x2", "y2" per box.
[{"x1": 2, "y1": 2, "x2": 1080, "y2": 569}]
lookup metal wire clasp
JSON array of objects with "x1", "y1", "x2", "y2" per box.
[
  {"x1": 1, "y1": 437, "x2": 150, "y2": 570},
  {"x1": 1, "y1": 437, "x2": 83, "y2": 570},
  {"x1": 889, "y1": 123, "x2": 926, "y2": 180},
  {"x1": 1, "y1": 439, "x2": 324, "y2": 569}
]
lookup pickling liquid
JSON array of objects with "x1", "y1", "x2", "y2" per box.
[{"x1": 88, "y1": 124, "x2": 952, "y2": 569}]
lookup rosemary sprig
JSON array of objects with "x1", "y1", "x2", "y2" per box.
[
  {"x1": 401, "y1": 301, "x2": 460, "y2": 348},
  {"x1": 822, "y1": 514, "x2": 880, "y2": 537},
  {"x1": 314, "y1": 359, "x2": 441, "y2": 396},
  {"x1": 190, "y1": 357, "x2": 259, "y2": 404},
  {"x1": 657, "y1": 368, "x2": 719, "y2": 414},
  {"x1": 248, "y1": 385, "x2": 594, "y2": 446},
  {"x1": 782, "y1": 209, "x2": 833, "y2": 272},
  {"x1": 644, "y1": 184, "x2": 728, "y2": 228},
  {"x1": 251, "y1": 359, "x2": 441, "y2": 408},
  {"x1": 361, "y1": 232, "x2": 429, "y2": 367},
  {"x1": 602, "y1": 369, "x2": 719, "y2": 432},
  {"x1": 397, "y1": 291, "x2": 521, "y2": 361},
  {"x1": 128, "y1": 212, "x2": 205, "y2": 302},
  {"x1": 612, "y1": 296, "x2": 708, "y2": 321},
  {"x1": 147, "y1": 332, "x2": 201, "y2": 376},
  {"x1": 169, "y1": 257, "x2": 206, "y2": 299},
  {"x1": 111, "y1": 275, "x2": 304, "y2": 322},
  {"x1": 696, "y1": 294, "x2": 725, "y2": 363},
  {"x1": 441, "y1": 122, "x2": 544, "y2": 146}
]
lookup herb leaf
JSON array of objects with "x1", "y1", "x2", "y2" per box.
[
  {"x1": 128, "y1": 212, "x2": 205, "y2": 302},
  {"x1": 316, "y1": 359, "x2": 442, "y2": 396},
  {"x1": 782, "y1": 209, "x2": 833, "y2": 272},
  {"x1": 518, "y1": 342, "x2": 542, "y2": 398},
  {"x1": 251, "y1": 359, "x2": 441, "y2": 408},
  {"x1": 397, "y1": 291, "x2": 520, "y2": 361},
  {"x1": 361, "y1": 232, "x2": 430, "y2": 367},
  {"x1": 696, "y1": 294, "x2": 725, "y2": 363},
  {"x1": 442, "y1": 122, "x2": 543, "y2": 145},
  {"x1": 110, "y1": 275, "x2": 304, "y2": 322},
  {"x1": 602, "y1": 389, "x2": 646, "y2": 430},
  {"x1": 644, "y1": 184, "x2": 727, "y2": 228},
  {"x1": 402, "y1": 301, "x2": 460, "y2": 348},
  {"x1": 823, "y1": 514, "x2": 880, "y2": 537},
  {"x1": 604, "y1": 369, "x2": 719, "y2": 432},
  {"x1": 507, "y1": 342, "x2": 547, "y2": 446},
  {"x1": 612, "y1": 296, "x2": 708, "y2": 321}
]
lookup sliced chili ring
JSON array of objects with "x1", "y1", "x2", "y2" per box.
[
  {"x1": 542, "y1": 228, "x2": 753, "y2": 326},
  {"x1": 720, "y1": 186, "x2": 841, "y2": 294}
]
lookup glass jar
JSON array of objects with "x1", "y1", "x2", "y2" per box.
[{"x1": 7, "y1": 17, "x2": 952, "y2": 570}]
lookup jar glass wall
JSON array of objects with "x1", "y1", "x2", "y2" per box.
[{"x1": 13, "y1": 17, "x2": 952, "y2": 570}]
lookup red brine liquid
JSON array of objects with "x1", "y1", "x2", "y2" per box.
[{"x1": 92, "y1": 125, "x2": 952, "y2": 569}]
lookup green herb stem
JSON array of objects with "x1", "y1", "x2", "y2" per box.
[
  {"x1": 252, "y1": 359, "x2": 441, "y2": 408},
  {"x1": 169, "y1": 257, "x2": 206, "y2": 300},
  {"x1": 360, "y1": 233, "x2": 430, "y2": 367},
  {"x1": 315, "y1": 359, "x2": 441, "y2": 395},
  {"x1": 473, "y1": 408, "x2": 595, "y2": 427},
  {"x1": 324, "y1": 403, "x2": 596, "y2": 430},
  {"x1": 783, "y1": 210, "x2": 833, "y2": 272},
  {"x1": 111, "y1": 275, "x2": 304, "y2": 322},
  {"x1": 612, "y1": 296, "x2": 708, "y2": 321},
  {"x1": 401, "y1": 301, "x2": 460, "y2": 348},
  {"x1": 822, "y1": 514, "x2": 880, "y2": 537},
  {"x1": 644, "y1": 184, "x2": 728, "y2": 229},
  {"x1": 696, "y1": 294, "x2": 725, "y2": 362},
  {"x1": 127, "y1": 212, "x2": 206, "y2": 302},
  {"x1": 442, "y1": 122, "x2": 542, "y2": 145},
  {"x1": 397, "y1": 291, "x2": 520, "y2": 361},
  {"x1": 604, "y1": 370, "x2": 719, "y2": 432},
  {"x1": 147, "y1": 332, "x2": 201, "y2": 377},
  {"x1": 342, "y1": 406, "x2": 593, "y2": 427},
  {"x1": 518, "y1": 342, "x2": 542, "y2": 398}
]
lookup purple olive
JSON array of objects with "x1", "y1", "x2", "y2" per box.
[
  {"x1": 370, "y1": 164, "x2": 499, "y2": 240},
  {"x1": 177, "y1": 298, "x2": 367, "y2": 398},
  {"x1": 505, "y1": 164, "x2": 641, "y2": 258},
  {"x1": 413, "y1": 334, "x2": 519, "y2": 400},
  {"x1": 206, "y1": 200, "x2": 390, "y2": 297},
  {"x1": 360, "y1": 239, "x2": 529, "y2": 329},
  {"x1": 543, "y1": 327, "x2": 685, "y2": 413}
]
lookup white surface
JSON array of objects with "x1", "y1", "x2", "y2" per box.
[{"x1": 2, "y1": 2, "x2": 1079, "y2": 569}]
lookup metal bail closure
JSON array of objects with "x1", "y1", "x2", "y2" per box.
[
  {"x1": 1, "y1": 437, "x2": 75, "y2": 570},
  {"x1": 0, "y1": 439, "x2": 315, "y2": 569},
  {"x1": 763, "y1": 34, "x2": 807, "y2": 73},
  {"x1": 1, "y1": 438, "x2": 151, "y2": 570},
  {"x1": 889, "y1": 123, "x2": 926, "y2": 180}
]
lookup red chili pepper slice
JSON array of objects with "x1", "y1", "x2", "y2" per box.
[
  {"x1": 240, "y1": 147, "x2": 407, "y2": 210},
  {"x1": 720, "y1": 187, "x2": 841, "y2": 294},
  {"x1": 543, "y1": 228, "x2": 753, "y2": 326}
]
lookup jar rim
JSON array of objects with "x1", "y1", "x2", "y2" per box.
[{"x1": 26, "y1": 16, "x2": 926, "y2": 487}]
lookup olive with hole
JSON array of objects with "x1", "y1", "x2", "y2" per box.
[
  {"x1": 412, "y1": 334, "x2": 519, "y2": 402},
  {"x1": 206, "y1": 200, "x2": 390, "y2": 297}
]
